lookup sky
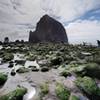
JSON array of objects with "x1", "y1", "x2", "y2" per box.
[{"x1": 0, "y1": 0, "x2": 100, "y2": 44}]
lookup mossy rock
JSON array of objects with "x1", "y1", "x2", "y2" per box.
[
  {"x1": 84, "y1": 63, "x2": 100, "y2": 79},
  {"x1": 50, "y1": 56, "x2": 63, "y2": 66},
  {"x1": 65, "y1": 65, "x2": 85, "y2": 75},
  {"x1": 39, "y1": 82, "x2": 49, "y2": 98},
  {"x1": 55, "y1": 83, "x2": 70, "y2": 100},
  {"x1": 67, "y1": 63, "x2": 100, "y2": 79},
  {"x1": 16, "y1": 67, "x2": 29, "y2": 73},
  {"x1": 38, "y1": 60, "x2": 51, "y2": 68},
  {"x1": 38, "y1": 82, "x2": 49, "y2": 100},
  {"x1": 15, "y1": 60, "x2": 26, "y2": 66},
  {"x1": 8, "y1": 61, "x2": 14, "y2": 68},
  {"x1": 93, "y1": 56, "x2": 100, "y2": 64},
  {"x1": 0, "y1": 87, "x2": 27, "y2": 100},
  {"x1": 0, "y1": 73, "x2": 8, "y2": 86},
  {"x1": 60, "y1": 70, "x2": 71, "y2": 77},
  {"x1": 75, "y1": 76, "x2": 100, "y2": 100},
  {"x1": 71, "y1": 65, "x2": 86, "y2": 76},
  {"x1": 29, "y1": 66, "x2": 39, "y2": 72},
  {"x1": 64, "y1": 55, "x2": 74, "y2": 62},
  {"x1": 2, "y1": 53, "x2": 14, "y2": 62},
  {"x1": 26, "y1": 55, "x2": 36, "y2": 61}
]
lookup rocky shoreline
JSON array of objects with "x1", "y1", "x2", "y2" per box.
[{"x1": 0, "y1": 43, "x2": 100, "y2": 100}]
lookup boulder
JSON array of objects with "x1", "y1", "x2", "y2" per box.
[
  {"x1": 0, "y1": 87, "x2": 27, "y2": 100},
  {"x1": 16, "y1": 67, "x2": 29, "y2": 73},
  {"x1": 75, "y1": 76, "x2": 100, "y2": 100},
  {"x1": 0, "y1": 73, "x2": 8, "y2": 86},
  {"x1": 29, "y1": 15, "x2": 68, "y2": 43}
]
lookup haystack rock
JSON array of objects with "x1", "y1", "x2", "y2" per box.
[{"x1": 29, "y1": 15, "x2": 68, "y2": 43}]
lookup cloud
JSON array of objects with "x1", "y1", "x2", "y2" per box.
[
  {"x1": 1, "y1": 0, "x2": 100, "y2": 24},
  {"x1": 67, "y1": 20, "x2": 100, "y2": 44},
  {"x1": 0, "y1": 22, "x2": 29, "y2": 41},
  {"x1": 0, "y1": 0, "x2": 100, "y2": 43}
]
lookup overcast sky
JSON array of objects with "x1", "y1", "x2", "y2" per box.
[{"x1": 0, "y1": 0, "x2": 100, "y2": 44}]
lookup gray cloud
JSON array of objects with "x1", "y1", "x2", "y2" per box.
[{"x1": 0, "y1": 0, "x2": 100, "y2": 43}]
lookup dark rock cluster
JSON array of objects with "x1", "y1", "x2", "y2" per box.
[
  {"x1": 97, "y1": 40, "x2": 100, "y2": 47},
  {"x1": 29, "y1": 15, "x2": 68, "y2": 43}
]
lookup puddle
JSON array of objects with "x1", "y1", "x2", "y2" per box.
[
  {"x1": 23, "y1": 83, "x2": 36, "y2": 100},
  {"x1": 25, "y1": 60, "x2": 40, "y2": 69}
]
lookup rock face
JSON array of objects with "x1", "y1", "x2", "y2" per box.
[
  {"x1": 29, "y1": 15, "x2": 68, "y2": 43},
  {"x1": 97, "y1": 40, "x2": 100, "y2": 47}
]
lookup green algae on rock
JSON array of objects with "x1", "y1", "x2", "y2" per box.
[
  {"x1": 16, "y1": 67, "x2": 29, "y2": 73},
  {"x1": 2, "y1": 53, "x2": 14, "y2": 62},
  {"x1": 55, "y1": 83, "x2": 70, "y2": 100},
  {"x1": 84, "y1": 63, "x2": 100, "y2": 79},
  {"x1": 75, "y1": 76, "x2": 100, "y2": 100},
  {"x1": 0, "y1": 87, "x2": 27, "y2": 100},
  {"x1": 60, "y1": 70, "x2": 71, "y2": 77},
  {"x1": 39, "y1": 82, "x2": 49, "y2": 99},
  {"x1": 0, "y1": 73, "x2": 8, "y2": 86}
]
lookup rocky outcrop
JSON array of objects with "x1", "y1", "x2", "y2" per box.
[
  {"x1": 29, "y1": 15, "x2": 68, "y2": 43},
  {"x1": 97, "y1": 40, "x2": 100, "y2": 47}
]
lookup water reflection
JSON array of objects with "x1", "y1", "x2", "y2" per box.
[{"x1": 23, "y1": 88, "x2": 36, "y2": 100}]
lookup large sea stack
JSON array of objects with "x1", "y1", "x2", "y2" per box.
[{"x1": 29, "y1": 15, "x2": 68, "y2": 43}]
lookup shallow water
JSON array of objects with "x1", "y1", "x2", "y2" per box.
[
  {"x1": 0, "y1": 73, "x2": 36, "y2": 99},
  {"x1": 25, "y1": 60, "x2": 40, "y2": 69},
  {"x1": 0, "y1": 54, "x2": 36, "y2": 100},
  {"x1": 0, "y1": 45, "x2": 3, "y2": 50},
  {"x1": 13, "y1": 53, "x2": 25, "y2": 61}
]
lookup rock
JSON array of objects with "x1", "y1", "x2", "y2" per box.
[
  {"x1": 0, "y1": 87, "x2": 27, "y2": 100},
  {"x1": 73, "y1": 63, "x2": 100, "y2": 79},
  {"x1": 40, "y1": 82, "x2": 49, "y2": 98},
  {"x1": 72, "y1": 65, "x2": 86, "y2": 76},
  {"x1": 16, "y1": 67, "x2": 29, "y2": 73},
  {"x1": 97, "y1": 40, "x2": 100, "y2": 47},
  {"x1": 0, "y1": 73, "x2": 8, "y2": 86},
  {"x1": 29, "y1": 15, "x2": 68, "y2": 43},
  {"x1": 41, "y1": 67, "x2": 49, "y2": 72},
  {"x1": 38, "y1": 60, "x2": 50, "y2": 67},
  {"x1": 2, "y1": 53, "x2": 14, "y2": 62},
  {"x1": 84, "y1": 63, "x2": 100, "y2": 79},
  {"x1": 26, "y1": 55, "x2": 36, "y2": 61},
  {"x1": 15, "y1": 60, "x2": 26, "y2": 66},
  {"x1": 60, "y1": 70, "x2": 71, "y2": 77},
  {"x1": 67, "y1": 63, "x2": 100, "y2": 79},
  {"x1": 50, "y1": 56, "x2": 63, "y2": 66},
  {"x1": 11, "y1": 69, "x2": 16, "y2": 76},
  {"x1": 75, "y1": 76, "x2": 100, "y2": 100},
  {"x1": 93, "y1": 56, "x2": 100, "y2": 64},
  {"x1": 8, "y1": 61, "x2": 14, "y2": 68},
  {"x1": 64, "y1": 55, "x2": 74, "y2": 62},
  {"x1": 29, "y1": 66, "x2": 39, "y2": 72},
  {"x1": 55, "y1": 83, "x2": 70, "y2": 100}
]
